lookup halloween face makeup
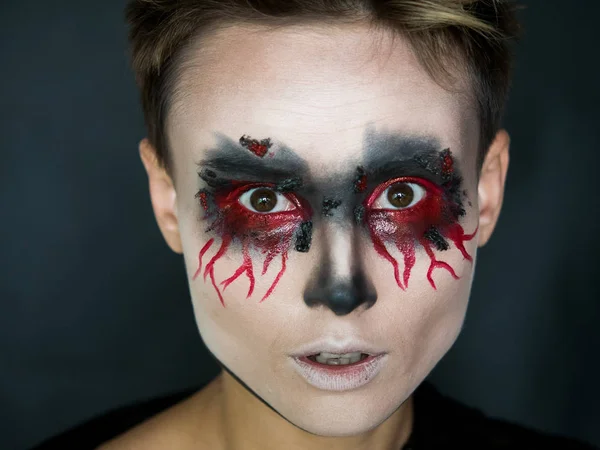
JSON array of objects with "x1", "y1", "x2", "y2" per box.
[
  {"x1": 166, "y1": 23, "x2": 482, "y2": 438},
  {"x1": 193, "y1": 132, "x2": 476, "y2": 309}
]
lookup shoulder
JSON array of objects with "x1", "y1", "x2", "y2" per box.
[
  {"x1": 99, "y1": 382, "x2": 221, "y2": 450},
  {"x1": 31, "y1": 377, "x2": 221, "y2": 450},
  {"x1": 409, "y1": 382, "x2": 598, "y2": 449}
]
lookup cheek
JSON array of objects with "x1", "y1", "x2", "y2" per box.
[
  {"x1": 188, "y1": 269, "x2": 311, "y2": 378},
  {"x1": 367, "y1": 249, "x2": 473, "y2": 377}
]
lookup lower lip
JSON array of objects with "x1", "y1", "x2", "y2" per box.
[{"x1": 290, "y1": 354, "x2": 387, "y2": 392}]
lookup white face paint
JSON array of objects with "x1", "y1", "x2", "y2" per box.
[{"x1": 167, "y1": 22, "x2": 480, "y2": 436}]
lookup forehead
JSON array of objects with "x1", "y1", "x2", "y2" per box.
[{"x1": 168, "y1": 22, "x2": 479, "y2": 176}]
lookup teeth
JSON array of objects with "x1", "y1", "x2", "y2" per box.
[{"x1": 314, "y1": 352, "x2": 364, "y2": 365}]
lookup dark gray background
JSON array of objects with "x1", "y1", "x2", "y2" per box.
[{"x1": 1, "y1": 1, "x2": 599, "y2": 449}]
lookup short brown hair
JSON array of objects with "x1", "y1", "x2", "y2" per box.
[{"x1": 125, "y1": 0, "x2": 520, "y2": 175}]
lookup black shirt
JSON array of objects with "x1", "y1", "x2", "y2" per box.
[{"x1": 31, "y1": 380, "x2": 597, "y2": 449}]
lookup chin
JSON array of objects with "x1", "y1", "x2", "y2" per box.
[
  {"x1": 265, "y1": 379, "x2": 411, "y2": 437},
  {"x1": 282, "y1": 398, "x2": 401, "y2": 437}
]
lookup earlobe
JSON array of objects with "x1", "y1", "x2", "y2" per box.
[
  {"x1": 139, "y1": 138, "x2": 183, "y2": 254},
  {"x1": 477, "y1": 129, "x2": 510, "y2": 247}
]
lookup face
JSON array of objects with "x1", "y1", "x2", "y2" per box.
[{"x1": 150, "y1": 23, "x2": 503, "y2": 436}]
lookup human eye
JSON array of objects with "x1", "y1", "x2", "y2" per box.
[
  {"x1": 370, "y1": 180, "x2": 427, "y2": 211},
  {"x1": 238, "y1": 187, "x2": 297, "y2": 214}
]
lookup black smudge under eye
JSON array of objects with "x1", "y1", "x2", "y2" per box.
[
  {"x1": 354, "y1": 205, "x2": 365, "y2": 224},
  {"x1": 423, "y1": 226, "x2": 450, "y2": 251},
  {"x1": 322, "y1": 198, "x2": 342, "y2": 217},
  {"x1": 295, "y1": 221, "x2": 313, "y2": 252}
]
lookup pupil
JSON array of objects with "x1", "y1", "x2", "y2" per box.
[
  {"x1": 387, "y1": 183, "x2": 414, "y2": 208},
  {"x1": 250, "y1": 188, "x2": 277, "y2": 212}
]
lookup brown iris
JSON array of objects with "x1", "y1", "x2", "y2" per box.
[
  {"x1": 250, "y1": 188, "x2": 278, "y2": 212},
  {"x1": 387, "y1": 183, "x2": 414, "y2": 208}
]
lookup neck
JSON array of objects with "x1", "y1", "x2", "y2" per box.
[{"x1": 216, "y1": 370, "x2": 414, "y2": 450}]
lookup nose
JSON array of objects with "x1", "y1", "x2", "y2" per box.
[{"x1": 303, "y1": 222, "x2": 377, "y2": 316}]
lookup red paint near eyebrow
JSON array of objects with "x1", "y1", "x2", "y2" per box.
[
  {"x1": 239, "y1": 134, "x2": 271, "y2": 158},
  {"x1": 249, "y1": 143, "x2": 268, "y2": 157},
  {"x1": 193, "y1": 183, "x2": 310, "y2": 306},
  {"x1": 354, "y1": 167, "x2": 368, "y2": 193},
  {"x1": 198, "y1": 191, "x2": 209, "y2": 212},
  {"x1": 365, "y1": 176, "x2": 476, "y2": 290},
  {"x1": 441, "y1": 150, "x2": 454, "y2": 178}
]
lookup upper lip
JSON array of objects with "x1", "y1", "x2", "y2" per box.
[{"x1": 289, "y1": 339, "x2": 387, "y2": 358}]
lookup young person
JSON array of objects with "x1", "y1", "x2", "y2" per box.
[{"x1": 32, "y1": 1, "x2": 598, "y2": 449}]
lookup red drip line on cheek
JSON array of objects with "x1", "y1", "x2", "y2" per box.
[
  {"x1": 203, "y1": 237, "x2": 232, "y2": 307},
  {"x1": 369, "y1": 222, "x2": 418, "y2": 290},
  {"x1": 192, "y1": 238, "x2": 215, "y2": 280},
  {"x1": 399, "y1": 240, "x2": 416, "y2": 288},
  {"x1": 444, "y1": 223, "x2": 478, "y2": 262},
  {"x1": 259, "y1": 251, "x2": 287, "y2": 303},
  {"x1": 220, "y1": 240, "x2": 255, "y2": 299},
  {"x1": 420, "y1": 239, "x2": 459, "y2": 289},
  {"x1": 194, "y1": 186, "x2": 310, "y2": 306},
  {"x1": 364, "y1": 176, "x2": 476, "y2": 290}
]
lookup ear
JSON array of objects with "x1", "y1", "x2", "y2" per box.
[
  {"x1": 139, "y1": 138, "x2": 183, "y2": 254},
  {"x1": 477, "y1": 129, "x2": 510, "y2": 247}
]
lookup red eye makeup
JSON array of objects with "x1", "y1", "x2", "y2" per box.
[
  {"x1": 194, "y1": 134, "x2": 476, "y2": 308},
  {"x1": 362, "y1": 150, "x2": 476, "y2": 290},
  {"x1": 193, "y1": 182, "x2": 312, "y2": 306}
]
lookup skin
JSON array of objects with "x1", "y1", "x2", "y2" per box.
[{"x1": 101, "y1": 21, "x2": 509, "y2": 450}]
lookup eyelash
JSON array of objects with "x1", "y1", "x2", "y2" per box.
[
  {"x1": 238, "y1": 187, "x2": 297, "y2": 214},
  {"x1": 229, "y1": 177, "x2": 435, "y2": 215},
  {"x1": 365, "y1": 177, "x2": 437, "y2": 211}
]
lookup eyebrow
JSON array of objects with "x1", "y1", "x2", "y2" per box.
[
  {"x1": 362, "y1": 131, "x2": 454, "y2": 184},
  {"x1": 196, "y1": 130, "x2": 457, "y2": 190},
  {"x1": 196, "y1": 133, "x2": 309, "y2": 182}
]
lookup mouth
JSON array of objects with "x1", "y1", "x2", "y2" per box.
[
  {"x1": 290, "y1": 350, "x2": 387, "y2": 391},
  {"x1": 304, "y1": 351, "x2": 371, "y2": 366}
]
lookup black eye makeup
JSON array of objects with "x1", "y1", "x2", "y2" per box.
[{"x1": 192, "y1": 131, "x2": 476, "y2": 307}]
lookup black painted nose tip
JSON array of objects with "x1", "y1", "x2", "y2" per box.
[
  {"x1": 328, "y1": 286, "x2": 367, "y2": 316},
  {"x1": 304, "y1": 273, "x2": 377, "y2": 316}
]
